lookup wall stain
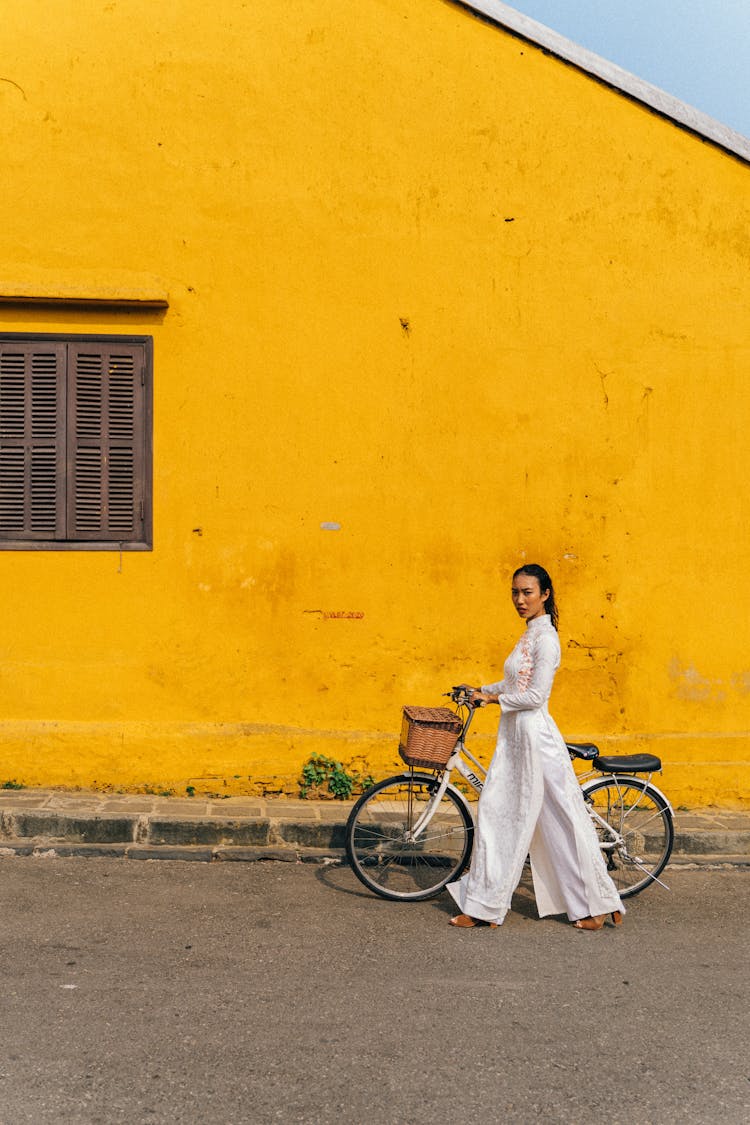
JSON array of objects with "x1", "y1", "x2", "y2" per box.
[{"x1": 669, "y1": 657, "x2": 727, "y2": 703}]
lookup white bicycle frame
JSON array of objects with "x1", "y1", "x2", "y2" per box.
[
  {"x1": 405, "y1": 710, "x2": 486, "y2": 842},
  {"x1": 406, "y1": 703, "x2": 672, "y2": 890}
]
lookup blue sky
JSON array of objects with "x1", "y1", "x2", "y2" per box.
[{"x1": 507, "y1": 0, "x2": 750, "y2": 139}]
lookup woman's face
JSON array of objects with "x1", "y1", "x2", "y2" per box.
[{"x1": 511, "y1": 573, "x2": 549, "y2": 622}]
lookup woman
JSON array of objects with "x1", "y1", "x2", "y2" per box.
[{"x1": 446, "y1": 564, "x2": 624, "y2": 931}]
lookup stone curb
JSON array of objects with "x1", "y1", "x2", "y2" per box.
[
  {"x1": 0, "y1": 840, "x2": 347, "y2": 864},
  {"x1": 671, "y1": 831, "x2": 750, "y2": 856},
  {"x1": 1, "y1": 806, "x2": 749, "y2": 861},
  {"x1": 0, "y1": 809, "x2": 353, "y2": 849},
  {"x1": 665, "y1": 854, "x2": 750, "y2": 867},
  {"x1": 0, "y1": 840, "x2": 747, "y2": 871}
]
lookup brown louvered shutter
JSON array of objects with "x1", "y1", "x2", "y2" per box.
[
  {"x1": 0, "y1": 342, "x2": 66, "y2": 539},
  {"x1": 67, "y1": 342, "x2": 147, "y2": 541}
]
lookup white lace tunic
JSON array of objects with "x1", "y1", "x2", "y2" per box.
[{"x1": 446, "y1": 614, "x2": 624, "y2": 925}]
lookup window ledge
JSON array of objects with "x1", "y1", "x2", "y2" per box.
[
  {"x1": 0, "y1": 540, "x2": 152, "y2": 552},
  {"x1": 0, "y1": 289, "x2": 168, "y2": 310}
]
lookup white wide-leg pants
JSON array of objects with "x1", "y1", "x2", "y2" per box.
[{"x1": 446, "y1": 709, "x2": 624, "y2": 925}]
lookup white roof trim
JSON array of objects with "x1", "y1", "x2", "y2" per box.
[{"x1": 454, "y1": 0, "x2": 750, "y2": 165}]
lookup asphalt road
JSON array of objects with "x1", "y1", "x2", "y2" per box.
[{"x1": 0, "y1": 858, "x2": 747, "y2": 1124}]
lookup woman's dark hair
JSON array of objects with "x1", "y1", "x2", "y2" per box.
[{"x1": 513, "y1": 563, "x2": 559, "y2": 630}]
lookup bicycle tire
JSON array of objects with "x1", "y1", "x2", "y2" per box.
[
  {"x1": 345, "y1": 772, "x2": 474, "y2": 901},
  {"x1": 582, "y1": 775, "x2": 674, "y2": 898}
]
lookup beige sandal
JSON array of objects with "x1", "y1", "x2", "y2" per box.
[
  {"x1": 573, "y1": 911, "x2": 623, "y2": 931},
  {"x1": 449, "y1": 914, "x2": 498, "y2": 928}
]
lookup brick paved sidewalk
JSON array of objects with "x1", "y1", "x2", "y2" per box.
[{"x1": 0, "y1": 787, "x2": 748, "y2": 864}]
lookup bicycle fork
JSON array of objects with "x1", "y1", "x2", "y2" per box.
[{"x1": 405, "y1": 741, "x2": 485, "y2": 843}]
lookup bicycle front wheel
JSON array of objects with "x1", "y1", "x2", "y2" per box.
[
  {"x1": 345, "y1": 773, "x2": 474, "y2": 901},
  {"x1": 583, "y1": 776, "x2": 674, "y2": 898}
]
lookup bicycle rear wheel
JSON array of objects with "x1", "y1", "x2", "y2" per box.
[
  {"x1": 345, "y1": 773, "x2": 474, "y2": 901},
  {"x1": 583, "y1": 776, "x2": 674, "y2": 898}
]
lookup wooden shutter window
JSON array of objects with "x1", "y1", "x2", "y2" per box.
[
  {"x1": 0, "y1": 335, "x2": 151, "y2": 549},
  {"x1": 0, "y1": 344, "x2": 65, "y2": 539},
  {"x1": 69, "y1": 345, "x2": 145, "y2": 541}
]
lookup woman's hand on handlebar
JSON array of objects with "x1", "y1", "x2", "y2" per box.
[{"x1": 450, "y1": 684, "x2": 495, "y2": 708}]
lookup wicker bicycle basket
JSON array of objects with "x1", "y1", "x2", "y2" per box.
[{"x1": 398, "y1": 706, "x2": 463, "y2": 770}]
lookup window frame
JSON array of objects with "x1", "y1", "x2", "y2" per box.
[{"x1": 0, "y1": 332, "x2": 153, "y2": 551}]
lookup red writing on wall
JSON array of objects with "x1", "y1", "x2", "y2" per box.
[{"x1": 304, "y1": 609, "x2": 365, "y2": 620}]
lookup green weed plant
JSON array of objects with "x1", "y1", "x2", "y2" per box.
[{"x1": 299, "y1": 754, "x2": 375, "y2": 800}]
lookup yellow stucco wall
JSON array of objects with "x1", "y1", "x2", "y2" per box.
[{"x1": 1, "y1": 0, "x2": 748, "y2": 804}]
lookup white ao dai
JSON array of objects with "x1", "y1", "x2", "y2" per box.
[{"x1": 447, "y1": 614, "x2": 623, "y2": 925}]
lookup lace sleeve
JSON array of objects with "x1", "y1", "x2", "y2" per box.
[
  {"x1": 498, "y1": 631, "x2": 560, "y2": 712},
  {"x1": 481, "y1": 679, "x2": 505, "y2": 695}
]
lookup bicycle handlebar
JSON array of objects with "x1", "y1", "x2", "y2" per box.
[{"x1": 445, "y1": 685, "x2": 484, "y2": 708}]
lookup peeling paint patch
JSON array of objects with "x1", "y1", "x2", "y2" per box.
[
  {"x1": 320, "y1": 522, "x2": 341, "y2": 531},
  {"x1": 669, "y1": 657, "x2": 726, "y2": 703}
]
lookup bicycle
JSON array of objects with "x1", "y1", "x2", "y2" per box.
[{"x1": 345, "y1": 686, "x2": 674, "y2": 902}]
